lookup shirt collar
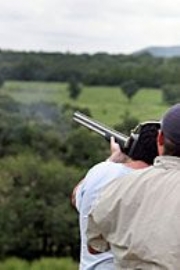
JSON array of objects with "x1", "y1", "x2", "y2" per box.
[{"x1": 154, "y1": 155, "x2": 180, "y2": 170}]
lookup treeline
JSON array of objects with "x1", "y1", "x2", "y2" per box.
[{"x1": 1, "y1": 50, "x2": 180, "y2": 88}]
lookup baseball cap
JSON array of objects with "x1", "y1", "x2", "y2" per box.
[{"x1": 161, "y1": 103, "x2": 180, "y2": 144}]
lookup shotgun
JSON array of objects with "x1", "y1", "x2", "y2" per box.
[
  {"x1": 73, "y1": 111, "x2": 128, "y2": 151},
  {"x1": 73, "y1": 111, "x2": 161, "y2": 156}
]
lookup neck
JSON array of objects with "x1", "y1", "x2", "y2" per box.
[{"x1": 126, "y1": 160, "x2": 149, "y2": 169}]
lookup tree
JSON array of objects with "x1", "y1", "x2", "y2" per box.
[
  {"x1": 0, "y1": 74, "x2": 4, "y2": 88},
  {"x1": 114, "y1": 110, "x2": 139, "y2": 135},
  {"x1": 67, "y1": 77, "x2": 82, "y2": 100},
  {"x1": 61, "y1": 128, "x2": 108, "y2": 168},
  {"x1": 162, "y1": 84, "x2": 180, "y2": 105},
  {"x1": 0, "y1": 153, "x2": 82, "y2": 260},
  {"x1": 120, "y1": 80, "x2": 139, "y2": 102}
]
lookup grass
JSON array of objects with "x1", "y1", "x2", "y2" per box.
[
  {"x1": 1, "y1": 81, "x2": 68, "y2": 104},
  {"x1": 1, "y1": 80, "x2": 169, "y2": 126},
  {"x1": 0, "y1": 257, "x2": 78, "y2": 270}
]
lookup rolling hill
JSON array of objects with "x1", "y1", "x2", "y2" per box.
[{"x1": 133, "y1": 45, "x2": 180, "y2": 58}]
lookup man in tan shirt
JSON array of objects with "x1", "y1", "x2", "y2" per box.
[{"x1": 87, "y1": 103, "x2": 180, "y2": 270}]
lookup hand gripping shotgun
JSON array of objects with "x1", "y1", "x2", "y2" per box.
[{"x1": 73, "y1": 111, "x2": 128, "y2": 151}]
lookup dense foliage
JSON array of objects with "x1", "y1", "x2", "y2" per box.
[
  {"x1": 0, "y1": 95, "x2": 110, "y2": 261},
  {"x1": 1, "y1": 50, "x2": 180, "y2": 89},
  {"x1": 162, "y1": 84, "x2": 180, "y2": 105}
]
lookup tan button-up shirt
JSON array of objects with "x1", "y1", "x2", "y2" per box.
[{"x1": 87, "y1": 156, "x2": 180, "y2": 270}]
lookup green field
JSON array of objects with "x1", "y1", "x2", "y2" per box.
[{"x1": 1, "y1": 80, "x2": 168, "y2": 126}]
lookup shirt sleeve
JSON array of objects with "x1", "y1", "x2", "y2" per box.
[
  {"x1": 74, "y1": 180, "x2": 84, "y2": 212},
  {"x1": 75, "y1": 161, "x2": 117, "y2": 212},
  {"x1": 87, "y1": 211, "x2": 110, "y2": 253},
  {"x1": 86, "y1": 176, "x2": 119, "y2": 253},
  {"x1": 86, "y1": 174, "x2": 129, "y2": 247},
  {"x1": 86, "y1": 167, "x2": 150, "y2": 251}
]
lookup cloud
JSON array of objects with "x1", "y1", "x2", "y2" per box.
[{"x1": 0, "y1": 0, "x2": 180, "y2": 53}]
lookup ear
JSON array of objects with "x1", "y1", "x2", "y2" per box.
[
  {"x1": 158, "y1": 130, "x2": 164, "y2": 146},
  {"x1": 157, "y1": 131, "x2": 164, "y2": 155}
]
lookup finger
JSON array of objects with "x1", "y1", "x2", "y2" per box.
[{"x1": 110, "y1": 136, "x2": 115, "y2": 144}]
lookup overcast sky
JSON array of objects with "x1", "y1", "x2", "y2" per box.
[{"x1": 0, "y1": 0, "x2": 180, "y2": 54}]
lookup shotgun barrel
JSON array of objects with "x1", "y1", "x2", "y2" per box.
[{"x1": 73, "y1": 111, "x2": 128, "y2": 150}]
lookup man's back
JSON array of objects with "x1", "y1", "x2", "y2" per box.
[{"x1": 88, "y1": 156, "x2": 180, "y2": 269}]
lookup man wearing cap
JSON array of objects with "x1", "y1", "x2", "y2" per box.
[{"x1": 87, "y1": 103, "x2": 180, "y2": 269}]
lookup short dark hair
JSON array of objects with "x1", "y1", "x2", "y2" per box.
[
  {"x1": 128, "y1": 124, "x2": 159, "y2": 165},
  {"x1": 163, "y1": 136, "x2": 180, "y2": 157}
]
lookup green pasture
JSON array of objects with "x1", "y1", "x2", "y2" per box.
[{"x1": 1, "y1": 81, "x2": 168, "y2": 126}]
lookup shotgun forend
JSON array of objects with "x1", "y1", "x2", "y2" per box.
[{"x1": 73, "y1": 111, "x2": 128, "y2": 150}]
